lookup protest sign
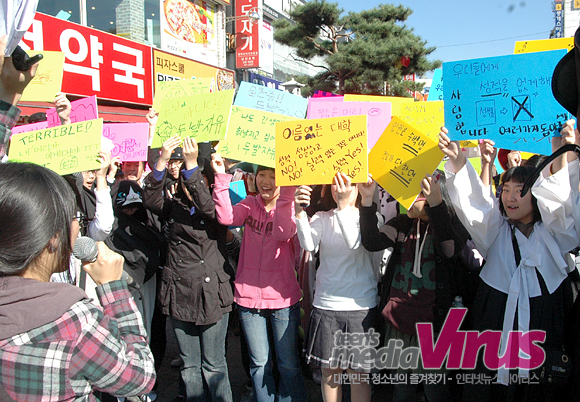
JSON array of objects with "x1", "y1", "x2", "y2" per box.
[
  {"x1": 397, "y1": 101, "x2": 444, "y2": 142},
  {"x1": 152, "y1": 77, "x2": 213, "y2": 112},
  {"x1": 102, "y1": 122, "x2": 149, "y2": 161},
  {"x1": 368, "y1": 116, "x2": 443, "y2": 210},
  {"x1": 229, "y1": 180, "x2": 247, "y2": 205},
  {"x1": 275, "y1": 115, "x2": 368, "y2": 186},
  {"x1": 234, "y1": 81, "x2": 308, "y2": 118},
  {"x1": 343, "y1": 94, "x2": 414, "y2": 116},
  {"x1": 151, "y1": 89, "x2": 235, "y2": 147},
  {"x1": 11, "y1": 121, "x2": 49, "y2": 135},
  {"x1": 46, "y1": 95, "x2": 99, "y2": 127},
  {"x1": 514, "y1": 37, "x2": 573, "y2": 54},
  {"x1": 428, "y1": 68, "x2": 443, "y2": 101},
  {"x1": 442, "y1": 50, "x2": 568, "y2": 155},
  {"x1": 218, "y1": 106, "x2": 299, "y2": 168},
  {"x1": 20, "y1": 51, "x2": 65, "y2": 102},
  {"x1": 307, "y1": 97, "x2": 391, "y2": 150},
  {"x1": 8, "y1": 118, "x2": 103, "y2": 175}
]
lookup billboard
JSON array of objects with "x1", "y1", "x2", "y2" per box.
[
  {"x1": 161, "y1": 0, "x2": 219, "y2": 66},
  {"x1": 22, "y1": 12, "x2": 153, "y2": 105},
  {"x1": 236, "y1": 0, "x2": 261, "y2": 69}
]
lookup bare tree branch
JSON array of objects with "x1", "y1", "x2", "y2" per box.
[{"x1": 287, "y1": 53, "x2": 333, "y2": 73}]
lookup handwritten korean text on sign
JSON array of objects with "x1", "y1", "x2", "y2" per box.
[
  {"x1": 102, "y1": 123, "x2": 149, "y2": 161},
  {"x1": 20, "y1": 51, "x2": 65, "y2": 102},
  {"x1": 368, "y1": 116, "x2": 443, "y2": 210},
  {"x1": 275, "y1": 115, "x2": 368, "y2": 186},
  {"x1": 152, "y1": 77, "x2": 213, "y2": 112},
  {"x1": 8, "y1": 119, "x2": 103, "y2": 175},
  {"x1": 442, "y1": 50, "x2": 568, "y2": 155},
  {"x1": 219, "y1": 106, "x2": 299, "y2": 168},
  {"x1": 397, "y1": 100, "x2": 444, "y2": 142},
  {"x1": 343, "y1": 94, "x2": 414, "y2": 116},
  {"x1": 234, "y1": 81, "x2": 308, "y2": 118},
  {"x1": 307, "y1": 97, "x2": 391, "y2": 150},
  {"x1": 151, "y1": 89, "x2": 235, "y2": 147},
  {"x1": 427, "y1": 68, "x2": 443, "y2": 101}
]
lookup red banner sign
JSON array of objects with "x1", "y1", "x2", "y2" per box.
[
  {"x1": 235, "y1": 0, "x2": 260, "y2": 69},
  {"x1": 22, "y1": 13, "x2": 154, "y2": 105}
]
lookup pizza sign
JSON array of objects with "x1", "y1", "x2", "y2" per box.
[{"x1": 235, "y1": 0, "x2": 260, "y2": 69}]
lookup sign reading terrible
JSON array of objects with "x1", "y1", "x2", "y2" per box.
[
  {"x1": 307, "y1": 97, "x2": 392, "y2": 150},
  {"x1": 368, "y1": 116, "x2": 443, "y2": 210},
  {"x1": 151, "y1": 89, "x2": 235, "y2": 147},
  {"x1": 442, "y1": 50, "x2": 568, "y2": 155},
  {"x1": 102, "y1": 123, "x2": 149, "y2": 161},
  {"x1": 234, "y1": 82, "x2": 308, "y2": 118},
  {"x1": 8, "y1": 119, "x2": 103, "y2": 175},
  {"x1": 275, "y1": 115, "x2": 368, "y2": 186},
  {"x1": 218, "y1": 106, "x2": 299, "y2": 168}
]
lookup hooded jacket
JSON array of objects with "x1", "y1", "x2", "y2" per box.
[
  {"x1": 0, "y1": 277, "x2": 155, "y2": 401},
  {"x1": 212, "y1": 173, "x2": 302, "y2": 309}
]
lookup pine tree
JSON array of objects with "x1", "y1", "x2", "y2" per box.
[{"x1": 273, "y1": 0, "x2": 440, "y2": 96}]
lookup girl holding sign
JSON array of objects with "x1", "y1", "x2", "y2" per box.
[
  {"x1": 439, "y1": 127, "x2": 578, "y2": 400},
  {"x1": 294, "y1": 172, "x2": 377, "y2": 402},
  {"x1": 211, "y1": 156, "x2": 307, "y2": 402}
]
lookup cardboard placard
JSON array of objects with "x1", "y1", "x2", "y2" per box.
[
  {"x1": 442, "y1": 50, "x2": 568, "y2": 155},
  {"x1": 102, "y1": 122, "x2": 149, "y2": 161},
  {"x1": 8, "y1": 119, "x2": 103, "y2": 175},
  {"x1": 368, "y1": 116, "x2": 443, "y2": 210},
  {"x1": 234, "y1": 81, "x2": 308, "y2": 118},
  {"x1": 275, "y1": 115, "x2": 368, "y2": 186},
  {"x1": 20, "y1": 51, "x2": 65, "y2": 102}
]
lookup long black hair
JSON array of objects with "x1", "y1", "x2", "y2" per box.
[{"x1": 0, "y1": 163, "x2": 76, "y2": 275}]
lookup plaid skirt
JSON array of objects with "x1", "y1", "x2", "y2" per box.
[{"x1": 303, "y1": 307, "x2": 378, "y2": 372}]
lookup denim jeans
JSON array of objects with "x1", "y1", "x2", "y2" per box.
[
  {"x1": 170, "y1": 314, "x2": 232, "y2": 402},
  {"x1": 238, "y1": 303, "x2": 307, "y2": 402}
]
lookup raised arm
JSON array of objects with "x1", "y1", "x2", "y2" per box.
[
  {"x1": 211, "y1": 153, "x2": 250, "y2": 226},
  {"x1": 358, "y1": 174, "x2": 398, "y2": 251}
]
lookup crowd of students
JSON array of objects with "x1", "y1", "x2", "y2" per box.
[{"x1": 3, "y1": 32, "x2": 580, "y2": 402}]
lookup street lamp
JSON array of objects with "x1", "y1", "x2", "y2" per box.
[{"x1": 225, "y1": 7, "x2": 262, "y2": 24}]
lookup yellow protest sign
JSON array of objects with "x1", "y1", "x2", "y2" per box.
[
  {"x1": 151, "y1": 89, "x2": 235, "y2": 147},
  {"x1": 343, "y1": 94, "x2": 414, "y2": 116},
  {"x1": 218, "y1": 106, "x2": 299, "y2": 168},
  {"x1": 514, "y1": 37, "x2": 573, "y2": 54},
  {"x1": 397, "y1": 100, "x2": 444, "y2": 142},
  {"x1": 8, "y1": 118, "x2": 103, "y2": 175},
  {"x1": 369, "y1": 116, "x2": 443, "y2": 210},
  {"x1": 152, "y1": 77, "x2": 214, "y2": 111},
  {"x1": 275, "y1": 115, "x2": 368, "y2": 186},
  {"x1": 20, "y1": 51, "x2": 65, "y2": 102}
]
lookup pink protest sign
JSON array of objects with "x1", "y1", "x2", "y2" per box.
[
  {"x1": 11, "y1": 121, "x2": 49, "y2": 136},
  {"x1": 307, "y1": 97, "x2": 392, "y2": 150},
  {"x1": 47, "y1": 96, "x2": 99, "y2": 127},
  {"x1": 102, "y1": 122, "x2": 149, "y2": 161}
]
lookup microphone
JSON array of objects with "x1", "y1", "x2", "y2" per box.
[{"x1": 72, "y1": 236, "x2": 134, "y2": 285}]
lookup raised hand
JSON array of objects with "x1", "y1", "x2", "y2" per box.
[
  {"x1": 357, "y1": 174, "x2": 376, "y2": 207},
  {"x1": 438, "y1": 127, "x2": 465, "y2": 173},
  {"x1": 421, "y1": 174, "x2": 442, "y2": 208},
  {"x1": 210, "y1": 152, "x2": 226, "y2": 174},
  {"x1": 294, "y1": 185, "x2": 312, "y2": 217},
  {"x1": 182, "y1": 137, "x2": 199, "y2": 170}
]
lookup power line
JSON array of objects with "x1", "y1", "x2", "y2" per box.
[{"x1": 437, "y1": 30, "x2": 552, "y2": 48}]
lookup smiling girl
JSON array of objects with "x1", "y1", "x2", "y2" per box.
[
  {"x1": 439, "y1": 126, "x2": 579, "y2": 401},
  {"x1": 211, "y1": 156, "x2": 307, "y2": 402}
]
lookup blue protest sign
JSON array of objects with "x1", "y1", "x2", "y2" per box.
[
  {"x1": 229, "y1": 180, "x2": 247, "y2": 205},
  {"x1": 234, "y1": 81, "x2": 308, "y2": 119},
  {"x1": 427, "y1": 69, "x2": 443, "y2": 101},
  {"x1": 442, "y1": 50, "x2": 568, "y2": 155}
]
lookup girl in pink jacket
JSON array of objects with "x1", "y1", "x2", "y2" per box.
[{"x1": 212, "y1": 156, "x2": 306, "y2": 402}]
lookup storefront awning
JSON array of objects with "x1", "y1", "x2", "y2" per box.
[{"x1": 16, "y1": 101, "x2": 150, "y2": 124}]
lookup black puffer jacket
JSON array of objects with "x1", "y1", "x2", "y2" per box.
[{"x1": 143, "y1": 167, "x2": 234, "y2": 326}]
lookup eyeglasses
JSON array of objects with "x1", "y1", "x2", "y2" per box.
[{"x1": 168, "y1": 160, "x2": 183, "y2": 167}]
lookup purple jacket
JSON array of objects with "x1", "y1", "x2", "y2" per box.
[{"x1": 212, "y1": 173, "x2": 302, "y2": 309}]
